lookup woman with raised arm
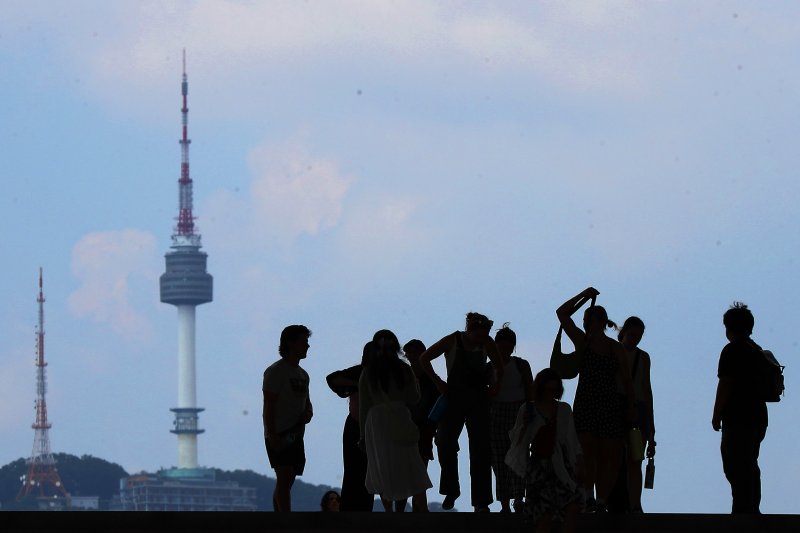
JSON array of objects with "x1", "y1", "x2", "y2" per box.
[
  {"x1": 326, "y1": 342, "x2": 375, "y2": 511},
  {"x1": 555, "y1": 288, "x2": 634, "y2": 512},
  {"x1": 419, "y1": 312, "x2": 503, "y2": 512}
]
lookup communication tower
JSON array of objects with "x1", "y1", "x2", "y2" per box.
[
  {"x1": 159, "y1": 50, "x2": 213, "y2": 470},
  {"x1": 18, "y1": 269, "x2": 69, "y2": 502}
]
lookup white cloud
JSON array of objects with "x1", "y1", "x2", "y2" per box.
[
  {"x1": 247, "y1": 139, "x2": 355, "y2": 238},
  {"x1": 68, "y1": 229, "x2": 159, "y2": 340}
]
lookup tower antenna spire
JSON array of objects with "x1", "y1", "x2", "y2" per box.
[
  {"x1": 18, "y1": 268, "x2": 69, "y2": 503},
  {"x1": 160, "y1": 50, "x2": 213, "y2": 470}
]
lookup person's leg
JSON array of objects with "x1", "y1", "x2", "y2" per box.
[
  {"x1": 395, "y1": 499, "x2": 408, "y2": 512},
  {"x1": 577, "y1": 432, "x2": 597, "y2": 507},
  {"x1": 562, "y1": 502, "x2": 580, "y2": 533},
  {"x1": 535, "y1": 512, "x2": 553, "y2": 533},
  {"x1": 465, "y1": 397, "x2": 493, "y2": 510},
  {"x1": 341, "y1": 415, "x2": 372, "y2": 511},
  {"x1": 627, "y1": 436, "x2": 645, "y2": 512},
  {"x1": 595, "y1": 436, "x2": 624, "y2": 506},
  {"x1": 273, "y1": 465, "x2": 296, "y2": 512},
  {"x1": 435, "y1": 399, "x2": 466, "y2": 503},
  {"x1": 721, "y1": 425, "x2": 764, "y2": 514},
  {"x1": 380, "y1": 496, "x2": 392, "y2": 512},
  {"x1": 412, "y1": 491, "x2": 429, "y2": 512}
]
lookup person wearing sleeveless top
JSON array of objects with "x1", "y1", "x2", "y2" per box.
[
  {"x1": 419, "y1": 312, "x2": 504, "y2": 512},
  {"x1": 556, "y1": 288, "x2": 634, "y2": 513},
  {"x1": 617, "y1": 317, "x2": 655, "y2": 513},
  {"x1": 489, "y1": 324, "x2": 534, "y2": 513}
]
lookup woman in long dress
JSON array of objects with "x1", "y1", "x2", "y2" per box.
[{"x1": 359, "y1": 329, "x2": 432, "y2": 512}]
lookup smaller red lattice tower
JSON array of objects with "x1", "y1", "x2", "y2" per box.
[{"x1": 17, "y1": 269, "x2": 69, "y2": 502}]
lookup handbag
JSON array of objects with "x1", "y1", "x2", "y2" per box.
[
  {"x1": 549, "y1": 296, "x2": 596, "y2": 379},
  {"x1": 628, "y1": 427, "x2": 645, "y2": 462}
]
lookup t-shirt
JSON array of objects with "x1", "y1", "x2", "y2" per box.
[
  {"x1": 717, "y1": 339, "x2": 768, "y2": 428},
  {"x1": 263, "y1": 358, "x2": 310, "y2": 434}
]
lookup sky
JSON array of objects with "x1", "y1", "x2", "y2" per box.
[{"x1": 1, "y1": 0, "x2": 798, "y2": 514}]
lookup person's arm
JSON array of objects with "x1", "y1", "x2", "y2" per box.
[
  {"x1": 520, "y1": 359, "x2": 536, "y2": 402},
  {"x1": 326, "y1": 365, "x2": 360, "y2": 398},
  {"x1": 485, "y1": 337, "x2": 504, "y2": 396},
  {"x1": 556, "y1": 287, "x2": 597, "y2": 347},
  {"x1": 712, "y1": 377, "x2": 733, "y2": 431},
  {"x1": 263, "y1": 390, "x2": 279, "y2": 450},
  {"x1": 616, "y1": 342, "x2": 636, "y2": 422},
  {"x1": 419, "y1": 334, "x2": 455, "y2": 395},
  {"x1": 641, "y1": 352, "x2": 656, "y2": 451}
]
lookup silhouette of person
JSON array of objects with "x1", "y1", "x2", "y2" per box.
[
  {"x1": 263, "y1": 325, "x2": 314, "y2": 512},
  {"x1": 419, "y1": 312, "x2": 504, "y2": 512},
  {"x1": 326, "y1": 342, "x2": 375, "y2": 512},
  {"x1": 609, "y1": 316, "x2": 656, "y2": 513},
  {"x1": 556, "y1": 288, "x2": 634, "y2": 512},
  {"x1": 506, "y1": 368, "x2": 582, "y2": 533},
  {"x1": 712, "y1": 302, "x2": 769, "y2": 514},
  {"x1": 359, "y1": 330, "x2": 432, "y2": 512},
  {"x1": 320, "y1": 490, "x2": 341, "y2": 512},
  {"x1": 489, "y1": 324, "x2": 534, "y2": 513},
  {"x1": 404, "y1": 339, "x2": 439, "y2": 466}
]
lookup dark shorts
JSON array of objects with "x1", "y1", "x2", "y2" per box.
[{"x1": 266, "y1": 436, "x2": 306, "y2": 475}]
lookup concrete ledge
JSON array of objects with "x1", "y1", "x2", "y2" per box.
[{"x1": 2, "y1": 511, "x2": 798, "y2": 532}]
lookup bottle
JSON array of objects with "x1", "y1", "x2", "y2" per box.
[
  {"x1": 644, "y1": 457, "x2": 655, "y2": 489},
  {"x1": 428, "y1": 394, "x2": 449, "y2": 423}
]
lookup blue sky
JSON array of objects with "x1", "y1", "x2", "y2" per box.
[{"x1": 1, "y1": 1, "x2": 798, "y2": 513}]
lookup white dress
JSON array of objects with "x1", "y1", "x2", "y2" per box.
[{"x1": 359, "y1": 365, "x2": 433, "y2": 500}]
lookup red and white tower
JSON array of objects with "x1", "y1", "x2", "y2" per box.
[
  {"x1": 159, "y1": 50, "x2": 213, "y2": 470},
  {"x1": 17, "y1": 269, "x2": 69, "y2": 501}
]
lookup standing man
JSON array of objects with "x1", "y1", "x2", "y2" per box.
[
  {"x1": 263, "y1": 325, "x2": 313, "y2": 512},
  {"x1": 712, "y1": 303, "x2": 768, "y2": 514}
]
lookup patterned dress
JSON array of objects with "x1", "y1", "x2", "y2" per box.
[{"x1": 573, "y1": 348, "x2": 623, "y2": 438}]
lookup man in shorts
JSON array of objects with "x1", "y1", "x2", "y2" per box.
[{"x1": 263, "y1": 324, "x2": 313, "y2": 511}]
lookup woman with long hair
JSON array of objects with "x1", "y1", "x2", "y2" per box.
[{"x1": 359, "y1": 330, "x2": 431, "y2": 512}]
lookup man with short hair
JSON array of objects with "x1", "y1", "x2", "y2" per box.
[
  {"x1": 263, "y1": 325, "x2": 313, "y2": 512},
  {"x1": 712, "y1": 303, "x2": 768, "y2": 514}
]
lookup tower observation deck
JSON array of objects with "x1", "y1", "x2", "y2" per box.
[{"x1": 159, "y1": 50, "x2": 213, "y2": 470}]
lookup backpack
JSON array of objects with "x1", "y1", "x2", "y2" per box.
[{"x1": 758, "y1": 349, "x2": 785, "y2": 402}]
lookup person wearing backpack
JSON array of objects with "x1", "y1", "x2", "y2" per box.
[{"x1": 712, "y1": 302, "x2": 769, "y2": 514}]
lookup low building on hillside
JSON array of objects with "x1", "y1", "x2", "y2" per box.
[{"x1": 118, "y1": 468, "x2": 257, "y2": 511}]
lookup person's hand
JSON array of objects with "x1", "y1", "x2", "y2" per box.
[
  {"x1": 712, "y1": 416, "x2": 721, "y2": 432},
  {"x1": 435, "y1": 377, "x2": 448, "y2": 395},
  {"x1": 583, "y1": 287, "x2": 600, "y2": 298},
  {"x1": 646, "y1": 441, "x2": 656, "y2": 459},
  {"x1": 302, "y1": 405, "x2": 313, "y2": 424}
]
